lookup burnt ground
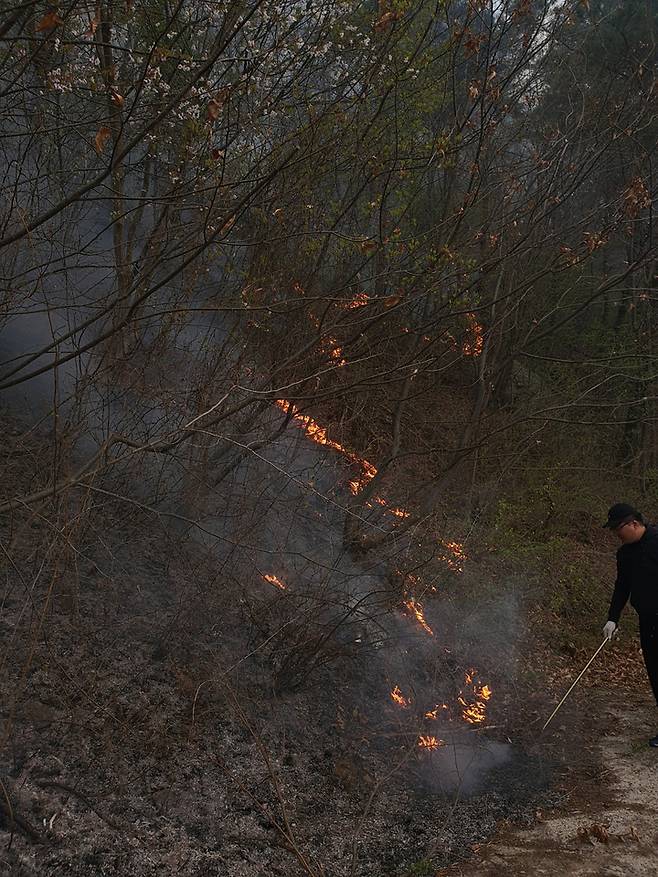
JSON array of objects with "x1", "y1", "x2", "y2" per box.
[
  {"x1": 0, "y1": 539, "x2": 560, "y2": 877},
  {"x1": 2, "y1": 628, "x2": 652, "y2": 877},
  {"x1": 0, "y1": 507, "x2": 623, "y2": 877},
  {"x1": 0, "y1": 417, "x2": 651, "y2": 877}
]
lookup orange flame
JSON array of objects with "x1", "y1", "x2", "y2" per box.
[
  {"x1": 347, "y1": 458, "x2": 378, "y2": 495},
  {"x1": 395, "y1": 568, "x2": 437, "y2": 595},
  {"x1": 342, "y1": 293, "x2": 369, "y2": 309},
  {"x1": 327, "y1": 342, "x2": 346, "y2": 366},
  {"x1": 390, "y1": 685, "x2": 410, "y2": 708},
  {"x1": 440, "y1": 540, "x2": 467, "y2": 573},
  {"x1": 418, "y1": 735, "x2": 445, "y2": 750},
  {"x1": 276, "y1": 401, "x2": 407, "y2": 516},
  {"x1": 389, "y1": 506, "x2": 410, "y2": 519},
  {"x1": 373, "y1": 496, "x2": 410, "y2": 519},
  {"x1": 425, "y1": 703, "x2": 450, "y2": 720},
  {"x1": 458, "y1": 669, "x2": 492, "y2": 724},
  {"x1": 308, "y1": 313, "x2": 347, "y2": 366},
  {"x1": 275, "y1": 400, "x2": 346, "y2": 455},
  {"x1": 463, "y1": 313, "x2": 484, "y2": 357},
  {"x1": 402, "y1": 597, "x2": 433, "y2": 636},
  {"x1": 460, "y1": 701, "x2": 487, "y2": 723},
  {"x1": 263, "y1": 573, "x2": 286, "y2": 590}
]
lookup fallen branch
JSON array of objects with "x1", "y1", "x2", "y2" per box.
[
  {"x1": 34, "y1": 779, "x2": 123, "y2": 832},
  {"x1": 0, "y1": 779, "x2": 45, "y2": 847}
]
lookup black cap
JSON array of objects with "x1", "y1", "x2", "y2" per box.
[{"x1": 603, "y1": 502, "x2": 642, "y2": 529}]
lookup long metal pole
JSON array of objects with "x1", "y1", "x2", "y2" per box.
[{"x1": 541, "y1": 638, "x2": 609, "y2": 733}]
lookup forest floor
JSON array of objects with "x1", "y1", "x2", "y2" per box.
[
  {"x1": 440, "y1": 687, "x2": 658, "y2": 877},
  {"x1": 2, "y1": 413, "x2": 657, "y2": 876}
]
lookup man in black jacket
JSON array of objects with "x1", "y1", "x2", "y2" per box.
[{"x1": 603, "y1": 502, "x2": 658, "y2": 747}]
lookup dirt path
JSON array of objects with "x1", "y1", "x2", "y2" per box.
[{"x1": 440, "y1": 692, "x2": 658, "y2": 876}]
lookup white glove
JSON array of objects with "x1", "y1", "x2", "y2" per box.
[{"x1": 603, "y1": 621, "x2": 618, "y2": 641}]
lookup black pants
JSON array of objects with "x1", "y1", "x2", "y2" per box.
[{"x1": 639, "y1": 614, "x2": 658, "y2": 707}]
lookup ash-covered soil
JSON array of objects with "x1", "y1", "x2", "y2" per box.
[
  {"x1": 0, "y1": 534, "x2": 577, "y2": 876},
  {"x1": 0, "y1": 421, "x2": 587, "y2": 877}
]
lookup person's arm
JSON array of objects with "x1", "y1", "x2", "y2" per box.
[{"x1": 607, "y1": 550, "x2": 631, "y2": 623}]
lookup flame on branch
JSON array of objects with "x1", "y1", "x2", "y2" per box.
[
  {"x1": 440, "y1": 540, "x2": 467, "y2": 573},
  {"x1": 275, "y1": 401, "x2": 408, "y2": 514},
  {"x1": 342, "y1": 293, "x2": 370, "y2": 309},
  {"x1": 458, "y1": 669, "x2": 493, "y2": 724},
  {"x1": 462, "y1": 313, "x2": 484, "y2": 357},
  {"x1": 308, "y1": 314, "x2": 347, "y2": 367},
  {"x1": 425, "y1": 703, "x2": 450, "y2": 720},
  {"x1": 390, "y1": 685, "x2": 411, "y2": 708},
  {"x1": 372, "y1": 496, "x2": 410, "y2": 519},
  {"x1": 402, "y1": 597, "x2": 433, "y2": 636},
  {"x1": 418, "y1": 735, "x2": 445, "y2": 750}
]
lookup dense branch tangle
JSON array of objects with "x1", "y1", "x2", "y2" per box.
[{"x1": 0, "y1": 0, "x2": 655, "y2": 568}]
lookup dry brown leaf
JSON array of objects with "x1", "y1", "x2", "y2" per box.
[
  {"x1": 36, "y1": 10, "x2": 64, "y2": 32},
  {"x1": 464, "y1": 31, "x2": 485, "y2": 58},
  {"x1": 85, "y1": 12, "x2": 99, "y2": 37},
  {"x1": 512, "y1": 0, "x2": 532, "y2": 17},
  {"x1": 207, "y1": 100, "x2": 222, "y2": 122},
  {"x1": 374, "y1": 11, "x2": 401, "y2": 31},
  {"x1": 172, "y1": 666, "x2": 196, "y2": 698},
  {"x1": 94, "y1": 126, "x2": 111, "y2": 154},
  {"x1": 584, "y1": 822, "x2": 610, "y2": 844},
  {"x1": 110, "y1": 90, "x2": 124, "y2": 108},
  {"x1": 624, "y1": 177, "x2": 651, "y2": 218},
  {"x1": 207, "y1": 87, "x2": 230, "y2": 122}
]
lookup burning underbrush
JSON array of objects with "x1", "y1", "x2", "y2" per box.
[{"x1": 0, "y1": 415, "x2": 569, "y2": 877}]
